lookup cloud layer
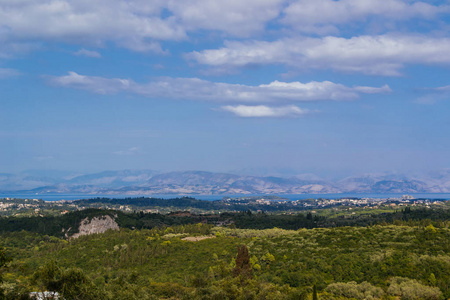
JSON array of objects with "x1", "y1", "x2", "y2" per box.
[
  {"x1": 0, "y1": 0, "x2": 448, "y2": 58},
  {"x1": 166, "y1": 0, "x2": 285, "y2": 37},
  {"x1": 2, "y1": 0, "x2": 448, "y2": 120},
  {"x1": 282, "y1": 0, "x2": 449, "y2": 34},
  {"x1": 0, "y1": 0, "x2": 183, "y2": 55},
  {"x1": 47, "y1": 72, "x2": 391, "y2": 117},
  {"x1": 0, "y1": 0, "x2": 284, "y2": 56},
  {"x1": 188, "y1": 35, "x2": 450, "y2": 76},
  {"x1": 48, "y1": 72, "x2": 390, "y2": 103}
]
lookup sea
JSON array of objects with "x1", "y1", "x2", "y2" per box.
[{"x1": 1, "y1": 193, "x2": 450, "y2": 202}]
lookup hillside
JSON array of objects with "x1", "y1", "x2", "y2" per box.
[{"x1": 0, "y1": 220, "x2": 448, "y2": 299}]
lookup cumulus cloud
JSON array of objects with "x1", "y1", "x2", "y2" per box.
[
  {"x1": 73, "y1": 49, "x2": 101, "y2": 58},
  {"x1": 47, "y1": 72, "x2": 132, "y2": 94},
  {"x1": 0, "y1": 0, "x2": 184, "y2": 55},
  {"x1": 282, "y1": 0, "x2": 450, "y2": 34},
  {"x1": 221, "y1": 105, "x2": 308, "y2": 117},
  {"x1": 0, "y1": 0, "x2": 447, "y2": 66},
  {"x1": 0, "y1": 0, "x2": 448, "y2": 61},
  {"x1": 0, "y1": 0, "x2": 286, "y2": 58},
  {"x1": 0, "y1": 68, "x2": 20, "y2": 79},
  {"x1": 167, "y1": 0, "x2": 284, "y2": 37},
  {"x1": 47, "y1": 72, "x2": 390, "y2": 102},
  {"x1": 187, "y1": 35, "x2": 450, "y2": 76}
]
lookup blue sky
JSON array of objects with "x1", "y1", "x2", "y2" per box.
[{"x1": 1, "y1": 0, "x2": 450, "y2": 177}]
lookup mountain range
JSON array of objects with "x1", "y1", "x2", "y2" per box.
[{"x1": 1, "y1": 169, "x2": 450, "y2": 195}]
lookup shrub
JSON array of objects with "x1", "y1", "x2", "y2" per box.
[
  {"x1": 325, "y1": 281, "x2": 384, "y2": 300},
  {"x1": 387, "y1": 277, "x2": 442, "y2": 300}
]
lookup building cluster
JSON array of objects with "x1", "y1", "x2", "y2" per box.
[
  {"x1": 0, "y1": 198, "x2": 41, "y2": 211},
  {"x1": 0, "y1": 195, "x2": 446, "y2": 217}
]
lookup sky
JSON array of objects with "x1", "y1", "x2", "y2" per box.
[{"x1": 1, "y1": 0, "x2": 450, "y2": 177}]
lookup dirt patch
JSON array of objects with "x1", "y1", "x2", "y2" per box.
[{"x1": 182, "y1": 236, "x2": 215, "y2": 242}]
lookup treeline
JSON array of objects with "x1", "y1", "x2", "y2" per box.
[
  {"x1": 232, "y1": 207, "x2": 450, "y2": 229},
  {"x1": 74, "y1": 196, "x2": 310, "y2": 212},
  {"x1": 0, "y1": 209, "x2": 116, "y2": 238},
  {"x1": 0, "y1": 209, "x2": 216, "y2": 238},
  {"x1": 0, "y1": 207, "x2": 448, "y2": 239}
]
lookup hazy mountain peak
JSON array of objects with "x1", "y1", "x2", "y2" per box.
[{"x1": 1, "y1": 169, "x2": 450, "y2": 194}]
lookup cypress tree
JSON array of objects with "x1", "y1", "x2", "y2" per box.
[
  {"x1": 233, "y1": 245, "x2": 252, "y2": 279},
  {"x1": 313, "y1": 284, "x2": 318, "y2": 300}
]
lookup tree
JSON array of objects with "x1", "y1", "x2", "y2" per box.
[
  {"x1": 33, "y1": 261, "x2": 101, "y2": 299},
  {"x1": 33, "y1": 261, "x2": 61, "y2": 292},
  {"x1": 425, "y1": 224, "x2": 437, "y2": 234},
  {"x1": 0, "y1": 247, "x2": 6, "y2": 300},
  {"x1": 233, "y1": 245, "x2": 252, "y2": 280},
  {"x1": 428, "y1": 273, "x2": 436, "y2": 286},
  {"x1": 313, "y1": 284, "x2": 318, "y2": 300},
  {"x1": 0, "y1": 247, "x2": 6, "y2": 281}
]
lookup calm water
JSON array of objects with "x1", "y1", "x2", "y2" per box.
[{"x1": 1, "y1": 193, "x2": 450, "y2": 201}]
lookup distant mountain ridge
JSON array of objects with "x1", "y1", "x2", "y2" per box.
[{"x1": 1, "y1": 169, "x2": 450, "y2": 195}]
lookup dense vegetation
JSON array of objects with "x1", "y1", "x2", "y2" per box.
[
  {"x1": 0, "y1": 223, "x2": 448, "y2": 299},
  {"x1": 0, "y1": 207, "x2": 449, "y2": 238},
  {"x1": 0, "y1": 202, "x2": 448, "y2": 299},
  {"x1": 230, "y1": 207, "x2": 450, "y2": 229}
]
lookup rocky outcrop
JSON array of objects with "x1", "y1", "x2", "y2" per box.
[{"x1": 70, "y1": 215, "x2": 119, "y2": 239}]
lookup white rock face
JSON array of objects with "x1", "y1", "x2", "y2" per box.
[{"x1": 71, "y1": 215, "x2": 119, "y2": 239}]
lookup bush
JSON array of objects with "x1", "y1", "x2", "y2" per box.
[
  {"x1": 32, "y1": 261, "x2": 102, "y2": 299},
  {"x1": 387, "y1": 277, "x2": 442, "y2": 300},
  {"x1": 325, "y1": 281, "x2": 384, "y2": 300}
]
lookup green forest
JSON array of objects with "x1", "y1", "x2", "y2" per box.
[{"x1": 0, "y1": 201, "x2": 449, "y2": 299}]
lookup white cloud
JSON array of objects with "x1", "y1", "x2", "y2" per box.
[
  {"x1": 73, "y1": 49, "x2": 101, "y2": 58},
  {"x1": 0, "y1": 0, "x2": 448, "y2": 62},
  {"x1": 0, "y1": 0, "x2": 184, "y2": 55},
  {"x1": 188, "y1": 35, "x2": 450, "y2": 75},
  {"x1": 0, "y1": 0, "x2": 286, "y2": 58},
  {"x1": 434, "y1": 85, "x2": 450, "y2": 92},
  {"x1": 415, "y1": 85, "x2": 450, "y2": 104},
  {"x1": 221, "y1": 105, "x2": 308, "y2": 117},
  {"x1": 258, "y1": 81, "x2": 391, "y2": 100},
  {"x1": 47, "y1": 72, "x2": 390, "y2": 102},
  {"x1": 0, "y1": 68, "x2": 20, "y2": 79},
  {"x1": 167, "y1": 0, "x2": 284, "y2": 37},
  {"x1": 282, "y1": 0, "x2": 450, "y2": 34},
  {"x1": 113, "y1": 147, "x2": 140, "y2": 156},
  {"x1": 0, "y1": 0, "x2": 447, "y2": 61},
  {"x1": 0, "y1": 39, "x2": 38, "y2": 59},
  {"x1": 353, "y1": 85, "x2": 392, "y2": 94},
  {"x1": 48, "y1": 72, "x2": 132, "y2": 94}
]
